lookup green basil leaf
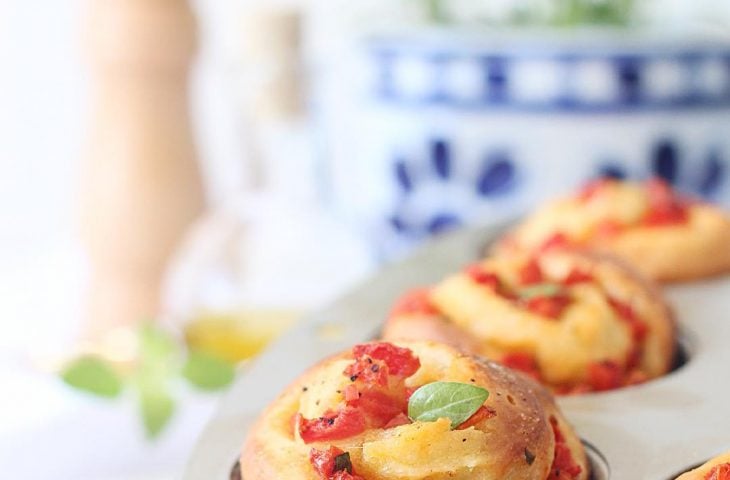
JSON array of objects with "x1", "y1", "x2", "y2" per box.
[
  {"x1": 408, "y1": 381, "x2": 489, "y2": 429},
  {"x1": 139, "y1": 387, "x2": 175, "y2": 439},
  {"x1": 182, "y1": 349, "x2": 235, "y2": 391},
  {"x1": 139, "y1": 323, "x2": 179, "y2": 364},
  {"x1": 518, "y1": 283, "x2": 562, "y2": 300},
  {"x1": 61, "y1": 356, "x2": 123, "y2": 398}
]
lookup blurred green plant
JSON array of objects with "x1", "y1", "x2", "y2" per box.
[
  {"x1": 60, "y1": 323, "x2": 236, "y2": 439},
  {"x1": 553, "y1": 0, "x2": 636, "y2": 26},
  {"x1": 419, "y1": 0, "x2": 636, "y2": 27}
]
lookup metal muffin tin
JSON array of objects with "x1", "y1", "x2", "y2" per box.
[{"x1": 183, "y1": 223, "x2": 730, "y2": 480}]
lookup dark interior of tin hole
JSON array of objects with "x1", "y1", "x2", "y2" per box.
[
  {"x1": 230, "y1": 459, "x2": 241, "y2": 480},
  {"x1": 669, "y1": 328, "x2": 693, "y2": 374},
  {"x1": 585, "y1": 440, "x2": 610, "y2": 480},
  {"x1": 230, "y1": 441, "x2": 611, "y2": 480}
]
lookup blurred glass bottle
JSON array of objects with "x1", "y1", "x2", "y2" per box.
[{"x1": 164, "y1": 6, "x2": 374, "y2": 363}]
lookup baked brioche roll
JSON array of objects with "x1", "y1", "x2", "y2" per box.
[
  {"x1": 494, "y1": 177, "x2": 730, "y2": 282},
  {"x1": 383, "y1": 250, "x2": 675, "y2": 394},
  {"x1": 676, "y1": 451, "x2": 730, "y2": 479},
  {"x1": 241, "y1": 341, "x2": 589, "y2": 480}
]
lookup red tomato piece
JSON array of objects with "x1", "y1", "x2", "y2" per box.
[
  {"x1": 594, "y1": 218, "x2": 624, "y2": 239},
  {"x1": 548, "y1": 416, "x2": 583, "y2": 479},
  {"x1": 539, "y1": 232, "x2": 572, "y2": 252},
  {"x1": 705, "y1": 463, "x2": 730, "y2": 480},
  {"x1": 351, "y1": 343, "x2": 421, "y2": 378},
  {"x1": 587, "y1": 361, "x2": 623, "y2": 392},
  {"x1": 390, "y1": 289, "x2": 439, "y2": 317},
  {"x1": 343, "y1": 384, "x2": 359, "y2": 402},
  {"x1": 298, "y1": 408, "x2": 366, "y2": 443},
  {"x1": 331, "y1": 472, "x2": 364, "y2": 480},
  {"x1": 466, "y1": 264, "x2": 501, "y2": 289},
  {"x1": 526, "y1": 295, "x2": 571, "y2": 319},
  {"x1": 607, "y1": 298, "x2": 648, "y2": 342},
  {"x1": 347, "y1": 389, "x2": 405, "y2": 427},
  {"x1": 457, "y1": 405, "x2": 497, "y2": 430},
  {"x1": 309, "y1": 446, "x2": 365, "y2": 480},
  {"x1": 519, "y1": 258, "x2": 544, "y2": 285},
  {"x1": 577, "y1": 178, "x2": 613, "y2": 202},
  {"x1": 644, "y1": 177, "x2": 688, "y2": 226},
  {"x1": 383, "y1": 412, "x2": 411, "y2": 429},
  {"x1": 562, "y1": 269, "x2": 594, "y2": 285},
  {"x1": 343, "y1": 356, "x2": 389, "y2": 387},
  {"x1": 501, "y1": 352, "x2": 541, "y2": 380},
  {"x1": 645, "y1": 177, "x2": 675, "y2": 204},
  {"x1": 310, "y1": 446, "x2": 343, "y2": 477},
  {"x1": 643, "y1": 203, "x2": 688, "y2": 225}
]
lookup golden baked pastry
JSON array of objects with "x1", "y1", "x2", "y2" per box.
[
  {"x1": 383, "y1": 250, "x2": 675, "y2": 393},
  {"x1": 240, "y1": 341, "x2": 589, "y2": 480},
  {"x1": 676, "y1": 451, "x2": 730, "y2": 479},
  {"x1": 494, "y1": 177, "x2": 730, "y2": 282}
]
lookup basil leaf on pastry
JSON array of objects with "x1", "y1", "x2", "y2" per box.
[
  {"x1": 383, "y1": 250, "x2": 676, "y2": 394},
  {"x1": 407, "y1": 381, "x2": 489, "y2": 428},
  {"x1": 240, "y1": 341, "x2": 589, "y2": 480}
]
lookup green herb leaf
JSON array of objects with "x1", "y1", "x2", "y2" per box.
[
  {"x1": 139, "y1": 323, "x2": 178, "y2": 364},
  {"x1": 140, "y1": 387, "x2": 175, "y2": 438},
  {"x1": 518, "y1": 283, "x2": 562, "y2": 300},
  {"x1": 61, "y1": 356, "x2": 123, "y2": 398},
  {"x1": 182, "y1": 349, "x2": 235, "y2": 391},
  {"x1": 408, "y1": 381, "x2": 489, "y2": 429},
  {"x1": 333, "y1": 452, "x2": 353, "y2": 474}
]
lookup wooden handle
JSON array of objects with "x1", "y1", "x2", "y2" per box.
[{"x1": 80, "y1": 0, "x2": 205, "y2": 338}]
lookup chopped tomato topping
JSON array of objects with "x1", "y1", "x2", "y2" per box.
[
  {"x1": 331, "y1": 472, "x2": 362, "y2": 480},
  {"x1": 562, "y1": 269, "x2": 594, "y2": 285},
  {"x1": 297, "y1": 408, "x2": 366, "y2": 443},
  {"x1": 643, "y1": 203, "x2": 688, "y2": 225},
  {"x1": 643, "y1": 178, "x2": 688, "y2": 226},
  {"x1": 705, "y1": 462, "x2": 730, "y2": 480},
  {"x1": 343, "y1": 384, "x2": 359, "y2": 402},
  {"x1": 390, "y1": 289, "x2": 439, "y2": 317},
  {"x1": 347, "y1": 389, "x2": 406, "y2": 426},
  {"x1": 466, "y1": 264, "x2": 500, "y2": 288},
  {"x1": 502, "y1": 352, "x2": 542, "y2": 381},
  {"x1": 309, "y1": 446, "x2": 364, "y2": 480},
  {"x1": 343, "y1": 355, "x2": 389, "y2": 387},
  {"x1": 607, "y1": 298, "x2": 648, "y2": 342},
  {"x1": 548, "y1": 416, "x2": 583, "y2": 479},
  {"x1": 466, "y1": 265, "x2": 517, "y2": 300},
  {"x1": 587, "y1": 361, "x2": 623, "y2": 392},
  {"x1": 298, "y1": 343, "x2": 420, "y2": 443},
  {"x1": 594, "y1": 219, "x2": 624, "y2": 238},
  {"x1": 350, "y1": 343, "x2": 420, "y2": 378},
  {"x1": 383, "y1": 412, "x2": 411, "y2": 428},
  {"x1": 577, "y1": 178, "x2": 613, "y2": 202},
  {"x1": 525, "y1": 295, "x2": 571, "y2": 319},
  {"x1": 457, "y1": 405, "x2": 497, "y2": 430},
  {"x1": 519, "y1": 258, "x2": 544, "y2": 285},
  {"x1": 539, "y1": 232, "x2": 573, "y2": 252}
]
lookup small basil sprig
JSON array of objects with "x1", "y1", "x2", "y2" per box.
[
  {"x1": 60, "y1": 323, "x2": 236, "y2": 439},
  {"x1": 408, "y1": 381, "x2": 489, "y2": 429},
  {"x1": 518, "y1": 283, "x2": 562, "y2": 300}
]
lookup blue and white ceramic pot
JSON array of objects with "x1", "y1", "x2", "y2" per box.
[{"x1": 325, "y1": 31, "x2": 730, "y2": 259}]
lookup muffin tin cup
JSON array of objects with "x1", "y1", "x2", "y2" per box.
[{"x1": 183, "y1": 223, "x2": 730, "y2": 480}]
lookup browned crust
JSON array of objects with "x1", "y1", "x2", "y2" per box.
[
  {"x1": 577, "y1": 250, "x2": 677, "y2": 375},
  {"x1": 384, "y1": 250, "x2": 677, "y2": 389},
  {"x1": 494, "y1": 205, "x2": 730, "y2": 283},
  {"x1": 675, "y1": 450, "x2": 730, "y2": 479},
  {"x1": 240, "y1": 341, "x2": 589, "y2": 480}
]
